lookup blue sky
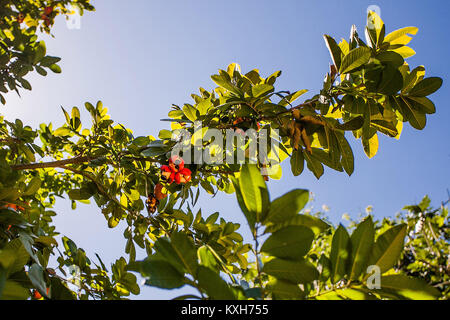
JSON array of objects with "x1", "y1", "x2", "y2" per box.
[{"x1": 1, "y1": 0, "x2": 449, "y2": 299}]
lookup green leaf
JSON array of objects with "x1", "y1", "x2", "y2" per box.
[
  {"x1": 233, "y1": 178, "x2": 255, "y2": 231},
  {"x1": 330, "y1": 225, "x2": 350, "y2": 283},
  {"x1": 290, "y1": 149, "x2": 304, "y2": 176},
  {"x1": 333, "y1": 131, "x2": 354, "y2": 176},
  {"x1": 323, "y1": 35, "x2": 342, "y2": 69},
  {"x1": 211, "y1": 74, "x2": 242, "y2": 96},
  {"x1": 154, "y1": 232, "x2": 198, "y2": 275},
  {"x1": 183, "y1": 104, "x2": 198, "y2": 122},
  {"x1": 261, "y1": 226, "x2": 314, "y2": 260},
  {"x1": 376, "y1": 51, "x2": 404, "y2": 68},
  {"x1": 404, "y1": 96, "x2": 435, "y2": 114},
  {"x1": 384, "y1": 27, "x2": 418, "y2": 45},
  {"x1": 48, "y1": 64, "x2": 62, "y2": 74},
  {"x1": 264, "y1": 214, "x2": 330, "y2": 236},
  {"x1": 370, "y1": 120, "x2": 398, "y2": 137},
  {"x1": 408, "y1": 77, "x2": 443, "y2": 97},
  {"x1": 318, "y1": 255, "x2": 332, "y2": 282},
  {"x1": 197, "y1": 246, "x2": 218, "y2": 272},
  {"x1": 396, "y1": 97, "x2": 427, "y2": 130},
  {"x1": 23, "y1": 177, "x2": 41, "y2": 196},
  {"x1": 368, "y1": 224, "x2": 407, "y2": 274},
  {"x1": 335, "y1": 116, "x2": 364, "y2": 131},
  {"x1": 68, "y1": 188, "x2": 92, "y2": 201},
  {"x1": 263, "y1": 189, "x2": 309, "y2": 225},
  {"x1": 379, "y1": 275, "x2": 440, "y2": 300},
  {"x1": 377, "y1": 65, "x2": 403, "y2": 95},
  {"x1": 268, "y1": 279, "x2": 305, "y2": 300},
  {"x1": 141, "y1": 259, "x2": 185, "y2": 289},
  {"x1": 304, "y1": 151, "x2": 324, "y2": 179},
  {"x1": 53, "y1": 127, "x2": 72, "y2": 137},
  {"x1": 252, "y1": 84, "x2": 274, "y2": 98},
  {"x1": 340, "y1": 47, "x2": 372, "y2": 74},
  {"x1": 0, "y1": 281, "x2": 29, "y2": 300},
  {"x1": 28, "y1": 264, "x2": 48, "y2": 297},
  {"x1": 362, "y1": 133, "x2": 379, "y2": 159},
  {"x1": 348, "y1": 217, "x2": 375, "y2": 281},
  {"x1": 278, "y1": 90, "x2": 308, "y2": 107},
  {"x1": 393, "y1": 46, "x2": 416, "y2": 58},
  {"x1": 262, "y1": 258, "x2": 319, "y2": 284},
  {"x1": 197, "y1": 266, "x2": 235, "y2": 300},
  {"x1": 310, "y1": 148, "x2": 343, "y2": 172},
  {"x1": 34, "y1": 41, "x2": 46, "y2": 64},
  {"x1": 238, "y1": 164, "x2": 270, "y2": 223}
]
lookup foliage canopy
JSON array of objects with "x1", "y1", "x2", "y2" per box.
[{"x1": 0, "y1": 2, "x2": 447, "y2": 300}]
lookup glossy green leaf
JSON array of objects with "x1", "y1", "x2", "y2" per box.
[
  {"x1": 197, "y1": 266, "x2": 235, "y2": 300},
  {"x1": 261, "y1": 226, "x2": 314, "y2": 260},
  {"x1": 290, "y1": 149, "x2": 304, "y2": 176},
  {"x1": 368, "y1": 224, "x2": 407, "y2": 274},
  {"x1": 141, "y1": 259, "x2": 185, "y2": 289},
  {"x1": 333, "y1": 131, "x2": 354, "y2": 176},
  {"x1": 323, "y1": 35, "x2": 342, "y2": 69},
  {"x1": 340, "y1": 47, "x2": 371, "y2": 74},
  {"x1": 262, "y1": 258, "x2": 319, "y2": 284},
  {"x1": 408, "y1": 77, "x2": 443, "y2": 97},
  {"x1": 263, "y1": 189, "x2": 309, "y2": 225},
  {"x1": 238, "y1": 164, "x2": 270, "y2": 223},
  {"x1": 264, "y1": 214, "x2": 329, "y2": 236},
  {"x1": 348, "y1": 217, "x2": 375, "y2": 281},
  {"x1": 379, "y1": 275, "x2": 440, "y2": 300},
  {"x1": 330, "y1": 225, "x2": 350, "y2": 283}
]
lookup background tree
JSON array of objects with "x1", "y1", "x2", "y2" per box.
[{"x1": 0, "y1": 2, "x2": 446, "y2": 300}]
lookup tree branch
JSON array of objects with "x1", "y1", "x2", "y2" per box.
[{"x1": 11, "y1": 156, "x2": 94, "y2": 171}]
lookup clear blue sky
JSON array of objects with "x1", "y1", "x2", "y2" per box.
[{"x1": 1, "y1": 0, "x2": 449, "y2": 299}]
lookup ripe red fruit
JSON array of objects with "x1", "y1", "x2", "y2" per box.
[
  {"x1": 160, "y1": 165, "x2": 175, "y2": 183},
  {"x1": 33, "y1": 290, "x2": 42, "y2": 299},
  {"x1": 175, "y1": 168, "x2": 192, "y2": 184},
  {"x1": 32, "y1": 288, "x2": 49, "y2": 299},
  {"x1": 169, "y1": 155, "x2": 184, "y2": 172}
]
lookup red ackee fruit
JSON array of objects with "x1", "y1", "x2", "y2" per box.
[
  {"x1": 168, "y1": 155, "x2": 184, "y2": 172},
  {"x1": 32, "y1": 288, "x2": 49, "y2": 300},
  {"x1": 174, "y1": 168, "x2": 192, "y2": 184},
  {"x1": 160, "y1": 165, "x2": 175, "y2": 183}
]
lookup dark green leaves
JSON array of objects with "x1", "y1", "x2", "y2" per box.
[
  {"x1": 408, "y1": 77, "x2": 443, "y2": 97},
  {"x1": 197, "y1": 266, "x2": 235, "y2": 300},
  {"x1": 368, "y1": 224, "x2": 407, "y2": 274},
  {"x1": 330, "y1": 225, "x2": 350, "y2": 283},
  {"x1": 323, "y1": 35, "x2": 342, "y2": 69},
  {"x1": 333, "y1": 131, "x2": 354, "y2": 176},
  {"x1": 141, "y1": 259, "x2": 185, "y2": 289},
  {"x1": 290, "y1": 149, "x2": 305, "y2": 176},
  {"x1": 263, "y1": 189, "x2": 309, "y2": 225},
  {"x1": 379, "y1": 275, "x2": 440, "y2": 300},
  {"x1": 263, "y1": 258, "x2": 318, "y2": 284},
  {"x1": 261, "y1": 226, "x2": 314, "y2": 260},
  {"x1": 340, "y1": 47, "x2": 372, "y2": 74},
  {"x1": 348, "y1": 217, "x2": 374, "y2": 281},
  {"x1": 335, "y1": 116, "x2": 364, "y2": 131},
  {"x1": 234, "y1": 164, "x2": 270, "y2": 229},
  {"x1": 154, "y1": 232, "x2": 197, "y2": 275}
]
